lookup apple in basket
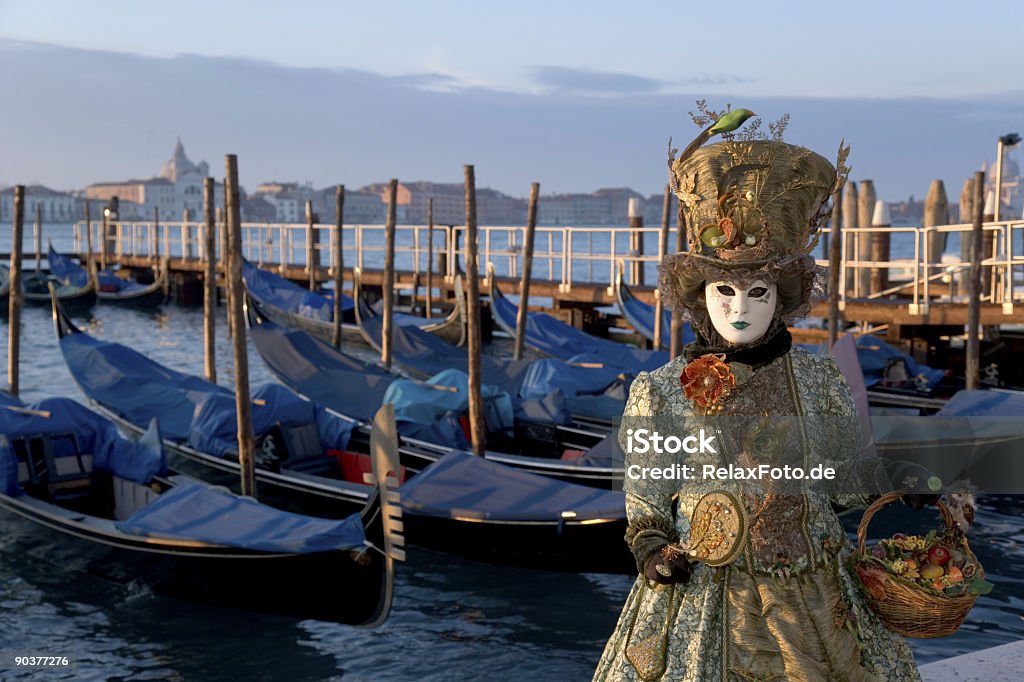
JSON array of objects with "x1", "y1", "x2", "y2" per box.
[
  {"x1": 927, "y1": 546, "x2": 951, "y2": 567},
  {"x1": 919, "y1": 564, "x2": 944, "y2": 581}
]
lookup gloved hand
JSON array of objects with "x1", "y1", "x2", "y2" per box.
[
  {"x1": 643, "y1": 545, "x2": 693, "y2": 585},
  {"x1": 900, "y1": 493, "x2": 940, "y2": 510}
]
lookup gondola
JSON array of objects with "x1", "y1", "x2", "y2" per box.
[
  {"x1": 0, "y1": 392, "x2": 400, "y2": 625},
  {"x1": 54, "y1": 294, "x2": 372, "y2": 520},
  {"x1": 487, "y1": 263, "x2": 667, "y2": 372},
  {"x1": 614, "y1": 261, "x2": 695, "y2": 350},
  {"x1": 49, "y1": 246, "x2": 167, "y2": 308},
  {"x1": 52, "y1": 292, "x2": 633, "y2": 573},
  {"x1": 243, "y1": 258, "x2": 465, "y2": 347},
  {"x1": 18, "y1": 247, "x2": 96, "y2": 312},
  {"x1": 95, "y1": 266, "x2": 168, "y2": 308},
  {"x1": 353, "y1": 268, "x2": 629, "y2": 426},
  {"x1": 251, "y1": 295, "x2": 625, "y2": 487}
]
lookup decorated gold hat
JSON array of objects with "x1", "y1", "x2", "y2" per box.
[{"x1": 659, "y1": 116, "x2": 849, "y2": 319}]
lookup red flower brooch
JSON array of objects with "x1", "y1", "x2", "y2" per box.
[{"x1": 680, "y1": 353, "x2": 735, "y2": 412}]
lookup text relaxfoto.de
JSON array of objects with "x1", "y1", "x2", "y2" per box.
[{"x1": 623, "y1": 428, "x2": 836, "y2": 481}]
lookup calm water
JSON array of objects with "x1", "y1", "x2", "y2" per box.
[{"x1": 0, "y1": 230, "x2": 1021, "y2": 680}]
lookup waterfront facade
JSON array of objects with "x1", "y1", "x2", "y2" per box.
[
  {"x1": 0, "y1": 184, "x2": 78, "y2": 221},
  {"x1": 85, "y1": 140, "x2": 225, "y2": 221}
]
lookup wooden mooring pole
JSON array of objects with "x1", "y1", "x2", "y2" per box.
[
  {"x1": 225, "y1": 154, "x2": 256, "y2": 497},
  {"x1": 842, "y1": 181, "x2": 858, "y2": 292},
  {"x1": 218, "y1": 204, "x2": 232, "y2": 338},
  {"x1": 8, "y1": 186, "x2": 24, "y2": 397},
  {"x1": 669, "y1": 210, "x2": 687, "y2": 360},
  {"x1": 966, "y1": 171, "x2": 985, "y2": 390},
  {"x1": 203, "y1": 177, "x2": 217, "y2": 383},
  {"x1": 33, "y1": 203, "x2": 41, "y2": 273},
  {"x1": 628, "y1": 198, "x2": 644, "y2": 286},
  {"x1": 958, "y1": 178, "x2": 976, "y2": 296},
  {"x1": 381, "y1": 179, "x2": 398, "y2": 369},
  {"x1": 827, "y1": 183, "x2": 844, "y2": 348},
  {"x1": 869, "y1": 199, "x2": 891, "y2": 295},
  {"x1": 464, "y1": 165, "x2": 486, "y2": 456},
  {"x1": 982, "y1": 191, "x2": 995, "y2": 299},
  {"x1": 856, "y1": 180, "x2": 876, "y2": 297},
  {"x1": 513, "y1": 182, "x2": 539, "y2": 361},
  {"x1": 152, "y1": 206, "x2": 160, "y2": 263},
  {"x1": 84, "y1": 200, "x2": 93, "y2": 275},
  {"x1": 100, "y1": 208, "x2": 108, "y2": 272},
  {"x1": 182, "y1": 208, "x2": 192, "y2": 260},
  {"x1": 332, "y1": 185, "x2": 344, "y2": 348},
  {"x1": 306, "y1": 199, "x2": 317, "y2": 291},
  {"x1": 923, "y1": 180, "x2": 949, "y2": 281},
  {"x1": 425, "y1": 198, "x2": 434, "y2": 319},
  {"x1": 653, "y1": 185, "x2": 671, "y2": 350}
]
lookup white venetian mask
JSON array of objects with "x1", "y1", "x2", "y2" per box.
[{"x1": 704, "y1": 279, "x2": 777, "y2": 345}]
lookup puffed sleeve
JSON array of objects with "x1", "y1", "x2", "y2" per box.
[{"x1": 619, "y1": 371, "x2": 679, "y2": 574}]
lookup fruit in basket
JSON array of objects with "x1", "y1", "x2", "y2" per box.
[
  {"x1": 927, "y1": 546, "x2": 951, "y2": 566},
  {"x1": 855, "y1": 564, "x2": 889, "y2": 600},
  {"x1": 919, "y1": 564, "x2": 945, "y2": 581},
  {"x1": 946, "y1": 566, "x2": 964, "y2": 584}
]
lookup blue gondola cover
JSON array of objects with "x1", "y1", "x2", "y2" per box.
[
  {"x1": 856, "y1": 336, "x2": 945, "y2": 389},
  {"x1": 490, "y1": 287, "x2": 667, "y2": 371},
  {"x1": 47, "y1": 246, "x2": 89, "y2": 287},
  {"x1": 935, "y1": 389, "x2": 1024, "y2": 416},
  {"x1": 117, "y1": 477, "x2": 365, "y2": 553},
  {"x1": 399, "y1": 451, "x2": 625, "y2": 522},
  {"x1": 60, "y1": 329, "x2": 353, "y2": 457},
  {"x1": 0, "y1": 396, "x2": 166, "y2": 495},
  {"x1": 243, "y1": 258, "x2": 354, "y2": 317}
]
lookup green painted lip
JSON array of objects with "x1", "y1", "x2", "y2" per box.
[{"x1": 731, "y1": 321, "x2": 751, "y2": 329}]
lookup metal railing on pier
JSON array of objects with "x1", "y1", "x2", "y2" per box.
[{"x1": 74, "y1": 218, "x2": 1024, "y2": 314}]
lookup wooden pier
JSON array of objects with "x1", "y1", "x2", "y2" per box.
[{"x1": 55, "y1": 216, "x2": 1024, "y2": 384}]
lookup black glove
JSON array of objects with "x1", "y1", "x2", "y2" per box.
[
  {"x1": 900, "y1": 493, "x2": 940, "y2": 510},
  {"x1": 643, "y1": 546, "x2": 693, "y2": 585}
]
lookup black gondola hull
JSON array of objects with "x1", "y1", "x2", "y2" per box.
[
  {"x1": 0, "y1": 494, "x2": 389, "y2": 624},
  {"x1": 97, "y1": 286, "x2": 166, "y2": 308},
  {"x1": 403, "y1": 514, "x2": 634, "y2": 574}
]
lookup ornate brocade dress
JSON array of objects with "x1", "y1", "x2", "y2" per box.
[{"x1": 593, "y1": 347, "x2": 921, "y2": 682}]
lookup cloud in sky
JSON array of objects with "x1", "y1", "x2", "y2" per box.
[
  {"x1": 530, "y1": 66, "x2": 672, "y2": 95},
  {"x1": 530, "y1": 66, "x2": 752, "y2": 95},
  {"x1": 1, "y1": 39, "x2": 1022, "y2": 202}
]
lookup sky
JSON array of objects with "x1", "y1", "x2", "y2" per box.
[{"x1": 1, "y1": 0, "x2": 1022, "y2": 200}]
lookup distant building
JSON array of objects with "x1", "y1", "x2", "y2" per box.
[
  {"x1": 477, "y1": 188, "x2": 526, "y2": 226},
  {"x1": 889, "y1": 196, "x2": 925, "y2": 226},
  {"x1": 358, "y1": 181, "x2": 527, "y2": 225},
  {"x1": 0, "y1": 185, "x2": 78, "y2": 222},
  {"x1": 240, "y1": 195, "x2": 277, "y2": 223},
  {"x1": 84, "y1": 139, "x2": 226, "y2": 220},
  {"x1": 642, "y1": 191, "x2": 680, "y2": 227},
  {"x1": 253, "y1": 181, "x2": 316, "y2": 222},
  {"x1": 593, "y1": 188, "x2": 646, "y2": 224},
  {"x1": 315, "y1": 187, "x2": 385, "y2": 224}
]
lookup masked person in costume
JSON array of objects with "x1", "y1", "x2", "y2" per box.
[{"x1": 593, "y1": 113, "x2": 924, "y2": 681}]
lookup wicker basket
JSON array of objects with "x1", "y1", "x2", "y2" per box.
[{"x1": 851, "y1": 491, "x2": 981, "y2": 639}]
